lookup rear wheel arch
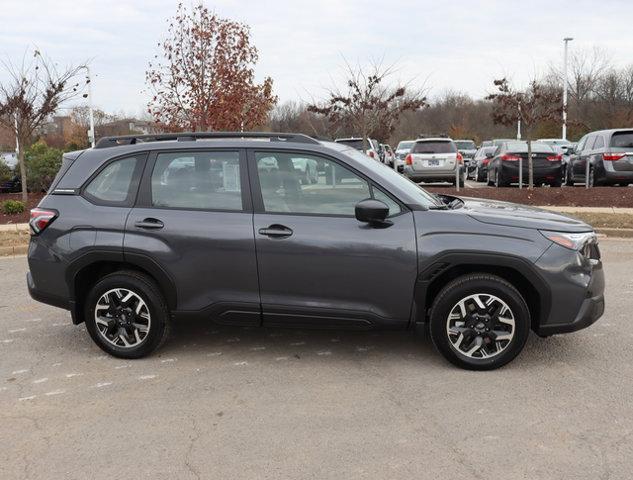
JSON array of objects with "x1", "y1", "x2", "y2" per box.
[
  {"x1": 415, "y1": 253, "x2": 550, "y2": 332},
  {"x1": 67, "y1": 253, "x2": 177, "y2": 324}
]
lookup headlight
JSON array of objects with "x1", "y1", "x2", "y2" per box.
[{"x1": 540, "y1": 230, "x2": 597, "y2": 251}]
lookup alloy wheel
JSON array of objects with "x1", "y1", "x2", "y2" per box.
[
  {"x1": 94, "y1": 288, "x2": 151, "y2": 348},
  {"x1": 446, "y1": 293, "x2": 515, "y2": 359}
]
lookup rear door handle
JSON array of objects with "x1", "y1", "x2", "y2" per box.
[
  {"x1": 134, "y1": 218, "x2": 164, "y2": 229},
  {"x1": 258, "y1": 224, "x2": 293, "y2": 238}
]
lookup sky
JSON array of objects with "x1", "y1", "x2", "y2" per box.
[{"x1": 0, "y1": 0, "x2": 632, "y2": 117}]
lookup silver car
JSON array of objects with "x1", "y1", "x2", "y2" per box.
[{"x1": 403, "y1": 137, "x2": 464, "y2": 186}]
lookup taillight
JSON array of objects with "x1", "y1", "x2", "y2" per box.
[
  {"x1": 546, "y1": 154, "x2": 562, "y2": 161},
  {"x1": 368, "y1": 151, "x2": 375, "y2": 159},
  {"x1": 29, "y1": 208, "x2": 57, "y2": 235},
  {"x1": 603, "y1": 152, "x2": 625, "y2": 161},
  {"x1": 501, "y1": 154, "x2": 520, "y2": 161},
  {"x1": 456, "y1": 152, "x2": 464, "y2": 164},
  {"x1": 405, "y1": 154, "x2": 413, "y2": 165}
]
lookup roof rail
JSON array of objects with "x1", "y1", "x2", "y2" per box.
[{"x1": 94, "y1": 132, "x2": 321, "y2": 149}]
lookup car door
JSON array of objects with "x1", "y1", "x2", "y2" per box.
[
  {"x1": 124, "y1": 148, "x2": 261, "y2": 325},
  {"x1": 573, "y1": 135, "x2": 593, "y2": 178},
  {"x1": 249, "y1": 149, "x2": 418, "y2": 328}
]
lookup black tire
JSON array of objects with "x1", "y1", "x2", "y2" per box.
[
  {"x1": 486, "y1": 170, "x2": 494, "y2": 186},
  {"x1": 428, "y1": 273, "x2": 531, "y2": 370},
  {"x1": 550, "y1": 179, "x2": 562, "y2": 187},
  {"x1": 84, "y1": 270, "x2": 170, "y2": 359},
  {"x1": 494, "y1": 169, "x2": 507, "y2": 187}
]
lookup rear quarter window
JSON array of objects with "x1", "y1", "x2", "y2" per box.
[{"x1": 83, "y1": 154, "x2": 144, "y2": 205}]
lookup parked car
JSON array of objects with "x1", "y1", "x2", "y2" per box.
[
  {"x1": 27, "y1": 132, "x2": 604, "y2": 370},
  {"x1": 564, "y1": 129, "x2": 633, "y2": 187},
  {"x1": 471, "y1": 146, "x2": 497, "y2": 182},
  {"x1": 403, "y1": 137, "x2": 465, "y2": 186},
  {"x1": 536, "y1": 138, "x2": 573, "y2": 155},
  {"x1": 0, "y1": 175, "x2": 22, "y2": 193},
  {"x1": 381, "y1": 144, "x2": 395, "y2": 167},
  {"x1": 480, "y1": 140, "x2": 493, "y2": 148},
  {"x1": 394, "y1": 140, "x2": 415, "y2": 172},
  {"x1": 486, "y1": 141, "x2": 563, "y2": 187},
  {"x1": 454, "y1": 140, "x2": 478, "y2": 174},
  {"x1": 334, "y1": 137, "x2": 381, "y2": 161}
]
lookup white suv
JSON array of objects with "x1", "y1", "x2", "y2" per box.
[{"x1": 403, "y1": 137, "x2": 464, "y2": 186}]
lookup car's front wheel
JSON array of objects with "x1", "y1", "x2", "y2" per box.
[
  {"x1": 429, "y1": 274, "x2": 531, "y2": 370},
  {"x1": 84, "y1": 271, "x2": 170, "y2": 359}
]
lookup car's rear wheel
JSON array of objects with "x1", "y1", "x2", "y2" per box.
[
  {"x1": 429, "y1": 274, "x2": 530, "y2": 370},
  {"x1": 494, "y1": 169, "x2": 507, "y2": 187},
  {"x1": 84, "y1": 271, "x2": 170, "y2": 359}
]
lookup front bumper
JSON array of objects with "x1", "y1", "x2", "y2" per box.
[{"x1": 534, "y1": 242, "x2": 605, "y2": 336}]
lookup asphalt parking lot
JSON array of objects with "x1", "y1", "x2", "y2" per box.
[{"x1": 1, "y1": 239, "x2": 632, "y2": 480}]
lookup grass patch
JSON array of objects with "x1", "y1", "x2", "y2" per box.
[{"x1": 567, "y1": 212, "x2": 633, "y2": 230}]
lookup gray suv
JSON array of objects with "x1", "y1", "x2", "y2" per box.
[{"x1": 27, "y1": 132, "x2": 605, "y2": 370}]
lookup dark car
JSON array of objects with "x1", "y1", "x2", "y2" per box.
[
  {"x1": 564, "y1": 129, "x2": 633, "y2": 187},
  {"x1": 0, "y1": 175, "x2": 22, "y2": 193},
  {"x1": 27, "y1": 132, "x2": 604, "y2": 370},
  {"x1": 487, "y1": 141, "x2": 563, "y2": 187},
  {"x1": 470, "y1": 146, "x2": 496, "y2": 182}
]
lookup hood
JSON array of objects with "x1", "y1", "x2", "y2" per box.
[{"x1": 456, "y1": 196, "x2": 593, "y2": 233}]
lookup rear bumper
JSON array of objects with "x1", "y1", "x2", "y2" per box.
[
  {"x1": 501, "y1": 162, "x2": 562, "y2": 180},
  {"x1": 27, "y1": 271, "x2": 70, "y2": 310},
  {"x1": 403, "y1": 166, "x2": 462, "y2": 182}
]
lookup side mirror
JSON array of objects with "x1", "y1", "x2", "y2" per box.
[
  {"x1": 485, "y1": 152, "x2": 494, "y2": 159},
  {"x1": 566, "y1": 147, "x2": 575, "y2": 155},
  {"x1": 355, "y1": 199, "x2": 391, "y2": 227}
]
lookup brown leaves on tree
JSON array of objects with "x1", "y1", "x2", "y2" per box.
[{"x1": 145, "y1": 4, "x2": 277, "y2": 132}]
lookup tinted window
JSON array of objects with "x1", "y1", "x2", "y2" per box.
[
  {"x1": 593, "y1": 136, "x2": 604, "y2": 149},
  {"x1": 335, "y1": 139, "x2": 364, "y2": 151},
  {"x1": 503, "y1": 142, "x2": 554, "y2": 153},
  {"x1": 151, "y1": 151, "x2": 242, "y2": 210},
  {"x1": 576, "y1": 135, "x2": 588, "y2": 152},
  {"x1": 610, "y1": 131, "x2": 633, "y2": 148},
  {"x1": 412, "y1": 141, "x2": 456, "y2": 154},
  {"x1": 84, "y1": 156, "x2": 138, "y2": 203},
  {"x1": 396, "y1": 141, "x2": 414, "y2": 151},
  {"x1": 455, "y1": 141, "x2": 476, "y2": 150},
  {"x1": 256, "y1": 152, "x2": 371, "y2": 215},
  {"x1": 372, "y1": 187, "x2": 401, "y2": 217}
]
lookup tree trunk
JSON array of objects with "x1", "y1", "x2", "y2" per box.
[
  {"x1": 18, "y1": 144, "x2": 28, "y2": 203},
  {"x1": 527, "y1": 138, "x2": 533, "y2": 190}
]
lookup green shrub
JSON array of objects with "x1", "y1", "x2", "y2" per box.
[
  {"x1": 25, "y1": 141, "x2": 63, "y2": 192},
  {"x1": 0, "y1": 160, "x2": 13, "y2": 183},
  {"x1": 2, "y1": 200, "x2": 25, "y2": 215}
]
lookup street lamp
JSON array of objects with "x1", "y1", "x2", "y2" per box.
[
  {"x1": 80, "y1": 66, "x2": 96, "y2": 148},
  {"x1": 562, "y1": 37, "x2": 573, "y2": 140}
]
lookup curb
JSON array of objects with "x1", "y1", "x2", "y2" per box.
[{"x1": 539, "y1": 206, "x2": 633, "y2": 214}]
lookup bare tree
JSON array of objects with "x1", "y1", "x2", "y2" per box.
[
  {"x1": 146, "y1": 3, "x2": 277, "y2": 132},
  {"x1": 487, "y1": 78, "x2": 562, "y2": 189},
  {"x1": 307, "y1": 60, "x2": 427, "y2": 150},
  {"x1": 0, "y1": 50, "x2": 85, "y2": 201}
]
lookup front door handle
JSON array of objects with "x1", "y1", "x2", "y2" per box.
[
  {"x1": 134, "y1": 218, "x2": 164, "y2": 229},
  {"x1": 258, "y1": 224, "x2": 293, "y2": 238}
]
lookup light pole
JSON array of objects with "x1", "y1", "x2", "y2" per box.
[
  {"x1": 562, "y1": 37, "x2": 573, "y2": 140},
  {"x1": 81, "y1": 66, "x2": 96, "y2": 148}
]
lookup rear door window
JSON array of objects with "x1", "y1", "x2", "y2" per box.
[
  {"x1": 151, "y1": 151, "x2": 243, "y2": 211},
  {"x1": 412, "y1": 141, "x2": 456, "y2": 154}
]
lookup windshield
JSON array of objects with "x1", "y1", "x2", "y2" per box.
[
  {"x1": 412, "y1": 141, "x2": 456, "y2": 154},
  {"x1": 455, "y1": 141, "x2": 476, "y2": 150},
  {"x1": 336, "y1": 146, "x2": 441, "y2": 208},
  {"x1": 396, "y1": 141, "x2": 414, "y2": 151}
]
